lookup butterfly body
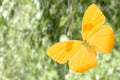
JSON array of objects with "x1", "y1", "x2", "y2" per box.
[{"x1": 46, "y1": 4, "x2": 114, "y2": 73}]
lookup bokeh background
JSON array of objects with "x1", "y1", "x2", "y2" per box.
[{"x1": 0, "y1": 0, "x2": 120, "y2": 80}]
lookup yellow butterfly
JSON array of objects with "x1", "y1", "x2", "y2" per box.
[{"x1": 46, "y1": 4, "x2": 114, "y2": 73}]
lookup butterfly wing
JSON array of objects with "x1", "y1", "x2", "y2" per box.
[
  {"x1": 82, "y1": 4, "x2": 105, "y2": 40},
  {"x1": 46, "y1": 40, "x2": 82, "y2": 64},
  {"x1": 88, "y1": 26, "x2": 114, "y2": 53},
  {"x1": 69, "y1": 45, "x2": 97, "y2": 73}
]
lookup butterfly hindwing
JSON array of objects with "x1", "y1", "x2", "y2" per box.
[
  {"x1": 82, "y1": 4, "x2": 105, "y2": 40},
  {"x1": 46, "y1": 40, "x2": 82, "y2": 64},
  {"x1": 88, "y1": 26, "x2": 114, "y2": 53},
  {"x1": 69, "y1": 45, "x2": 97, "y2": 72}
]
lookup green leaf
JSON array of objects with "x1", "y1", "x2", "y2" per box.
[{"x1": 59, "y1": 16, "x2": 68, "y2": 27}]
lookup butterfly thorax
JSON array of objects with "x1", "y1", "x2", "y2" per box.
[
  {"x1": 81, "y1": 40, "x2": 96, "y2": 54},
  {"x1": 82, "y1": 40, "x2": 90, "y2": 47}
]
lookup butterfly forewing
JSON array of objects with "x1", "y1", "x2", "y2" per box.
[
  {"x1": 46, "y1": 40, "x2": 82, "y2": 64},
  {"x1": 82, "y1": 4, "x2": 105, "y2": 40}
]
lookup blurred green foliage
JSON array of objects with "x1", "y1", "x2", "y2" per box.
[{"x1": 0, "y1": 0, "x2": 120, "y2": 80}]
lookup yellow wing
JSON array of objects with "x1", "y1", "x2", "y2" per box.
[
  {"x1": 82, "y1": 4, "x2": 105, "y2": 40},
  {"x1": 46, "y1": 40, "x2": 82, "y2": 64},
  {"x1": 69, "y1": 45, "x2": 97, "y2": 73},
  {"x1": 88, "y1": 25, "x2": 114, "y2": 53}
]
